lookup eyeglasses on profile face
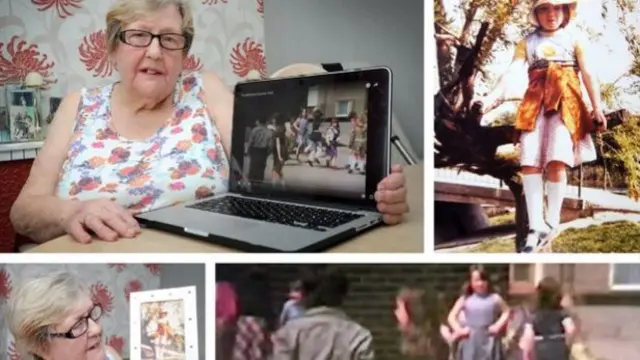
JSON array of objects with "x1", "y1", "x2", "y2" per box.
[
  {"x1": 118, "y1": 29, "x2": 190, "y2": 51},
  {"x1": 49, "y1": 303, "x2": 103, "y2": 339}
]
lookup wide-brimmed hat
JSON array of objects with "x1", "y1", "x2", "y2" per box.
[{"x1": 529, "y1": 0, "x2": 578, "y2": 27}]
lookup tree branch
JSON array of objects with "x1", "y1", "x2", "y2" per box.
[
  {"x1": 484, "y1": 97, "x2": 522, "y2": 114},
  {"x1": 435, "y1": 22, "x2": 461, "y2": 39},
  {"x1": 435, "y1": 33, "x2": 461, "y2": 46}
]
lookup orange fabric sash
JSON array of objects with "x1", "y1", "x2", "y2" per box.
[{"x1": 515, "y1": 62, "x2": 592, "y2": 143}]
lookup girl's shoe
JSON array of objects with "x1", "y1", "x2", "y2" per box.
[{"x1": 522, "y1": 229, "x2": 550, "y2": 253}]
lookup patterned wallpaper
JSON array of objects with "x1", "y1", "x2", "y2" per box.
[
  {"x1": 0, "y1": 263, "x2": 161, "y2": 359},
  {"x1": 0, "y1": 0, "x2": 266, "y2": 133}
]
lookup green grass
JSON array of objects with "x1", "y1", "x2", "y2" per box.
[
  {"x1": 464, "y1": 217, "x2": 640, "y2": 253},
  {"x1": 487, "y1": 212, "x2": 516, "y2": 227},
  {"x1": 467, "y1": 236, "x2": 516, "y2": 253},
  {"x1": 553, "y1": 220, "x2": 640, "y2": 253}
]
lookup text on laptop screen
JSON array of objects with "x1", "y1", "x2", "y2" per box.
[{"x1": 229, "y1": 70, "x2": 389, "y2": 201}]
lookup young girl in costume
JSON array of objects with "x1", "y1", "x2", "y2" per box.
[{"x1": 477, "y1": 0, "x2": 606, "y2": 252}]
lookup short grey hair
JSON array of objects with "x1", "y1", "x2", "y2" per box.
[
  {"x1": 5, "y1": 271, "x2": 90, "y2": 359},
  {"x1": 105, "y1": 0, "x2": 195, "y2": 54}
]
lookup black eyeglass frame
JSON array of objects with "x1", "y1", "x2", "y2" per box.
[
  {"x1": 48, "y1": 303, "x2": 103, "y2": 340},
  {"x1": 118, "y1": 29, "x2": 192, "y2": 51}
]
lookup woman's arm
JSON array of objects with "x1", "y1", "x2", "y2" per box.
[
  {"x1": 481, "y1": 39, "x2": 528, "y2": 112},
  {"x1": 562, "y1": 316, "x2": 577, "y2": 342},
  {"x1": 276, "y1": 136, "x2": 282, "y2": 159},
  {"x1": 491, "y1": 294, "x2": 511, "y2": 331},
  {"x1": 10, "y1": 91, "x2": 83, "y2": 243},
  {"x1": 518, "y1": 324, "x2": 535, "y2": 360},
  {"x1": 575, "y1": 36, "x2": 603, "y2": 112},
  {"x1": 447, "y1": 296, "x2": 465, "y2": 332},
  {"x1": 202, "y1": 71, "x2": 234, "y2": 157}
]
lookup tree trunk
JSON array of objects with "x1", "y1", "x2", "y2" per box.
[{"x1": 506, "y1": 180, "x2": 528, "y2": 253}]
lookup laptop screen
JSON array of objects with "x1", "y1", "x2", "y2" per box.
[{"x1": 229, "y1": 67, "x2": 391, "y2": 208}]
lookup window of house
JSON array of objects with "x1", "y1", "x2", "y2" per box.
[
  {"x1": 335, "y1": 100, "x2": 354, "y2": 117},
  {"x1": 508, "y1": 264, "x2": 537, "y2": 294},
  {"x1": 610, "y1": 264, "x2": 640, "y2": 290},
  {"x1": 307, "y1": 86, "x2": 320, "y2": 108}
]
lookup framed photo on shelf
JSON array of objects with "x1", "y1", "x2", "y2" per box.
[
  {"x1": 6, "y1": 86, "x2": 40, "y2": 141},
  {"x1": 0, "y1": 106, "x2": 9, "y2": 143},
  {"x1": 129, "y1": 286, "x2": 198, "y2": 360},
  {"x1": 47, "y1": 96, "x2": 62, "y2": 124}
]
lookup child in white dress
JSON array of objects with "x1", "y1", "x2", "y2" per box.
[{"x1": 478, "y1": 0, "x2": 606, "y2": 252}]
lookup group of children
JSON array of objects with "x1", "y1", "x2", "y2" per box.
[
  {"x1": 284, "y1": 108, "x2": 368, "y2": 174},
  {"x1": 396, "y1": 265, "x2": 594, "y2": 360}
]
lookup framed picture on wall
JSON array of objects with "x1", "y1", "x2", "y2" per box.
[
  {"x1": 129, "y1": 286, "x2": 198, "y2": 360},
  {"x1": 6, "y1": 86, "x2": 40, "y2": 141}
]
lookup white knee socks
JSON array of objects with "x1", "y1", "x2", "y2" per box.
[
  {"x1": 522, "y1": 173, "x2": 545, "y2": 231},
  {"x1": 546, "y1": 175, "x2": 567, "y2": 229}
]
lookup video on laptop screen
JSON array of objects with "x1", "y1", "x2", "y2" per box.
[{"x1": 230, "y1": 70, "x2": 389, "y2": 201}]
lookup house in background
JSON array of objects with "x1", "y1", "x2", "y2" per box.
[
  {"x1": 306, "y1": 81, "x2": 368, "y2": 119},
  {"x1": 509, "y1": 263, "x2": 640, "y2": 358}
]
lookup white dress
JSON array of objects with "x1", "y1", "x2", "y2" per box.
[{"x1": 519, "y1": 28, "x2": 598, "y2": 169}]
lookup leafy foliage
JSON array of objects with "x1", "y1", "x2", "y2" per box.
[{"x1": 600, "y1": 115, "x2": 640, "y2": 199}]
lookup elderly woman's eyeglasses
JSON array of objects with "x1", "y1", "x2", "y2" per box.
[
  {"x1": 49, "y1": 304, "x2": 103, "y2": 339},
  {"x1": 118, "y1": 29, "x2": 190, "y2": 51}
]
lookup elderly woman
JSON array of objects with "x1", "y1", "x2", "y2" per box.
[
  {"x1": 5, "y1": 271, "x2": 122, "y2": 360},
  {"x1": 10, "y1": 0, "x2": 409, "y2": 244}
]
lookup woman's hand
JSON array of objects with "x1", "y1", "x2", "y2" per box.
[
  {"x1": 488, "y1": 323, "x2": 502, "y2": 335},
  {"x1": 63, "y1": 199, "x2": 141, "y2": 243},
  {"x1": 454, "y1": 327, "x2": 471, "y2": 339},
  {"x1": 594, "y1": 109, "x2": 607, "y2": 132},
  {"x1": 375, "y1": 165, "x2": 409, "y2": 225}
]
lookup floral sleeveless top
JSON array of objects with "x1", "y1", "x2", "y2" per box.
[{"x1": 56, "y1": 72, "x2": 230, "y2": 212}]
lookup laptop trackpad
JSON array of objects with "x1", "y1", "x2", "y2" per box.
[{"x1": 185, "y1": 211, "x2": 259, "y2": 232}]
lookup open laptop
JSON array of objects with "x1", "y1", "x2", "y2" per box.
[{"x1": 135, "y1": 67, "x2": 392, "y2": 252}]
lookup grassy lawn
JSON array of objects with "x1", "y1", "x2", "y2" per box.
[
  {"x1": 463, "y1": 219, "x2": 640, "y2": 253},
  {"x1": 467, "y1": 235, "x2": 516, "y2": 253},
  {"x1": 553, "y1": 220, "x2": 640, "y2": 253},
  {"x1": 487, "y1": 212, "x2": 516, "y2": 227}
]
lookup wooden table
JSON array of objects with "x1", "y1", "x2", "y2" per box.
[{"x1": 28, "y1": 164, "x2": 424, "y2": 253}]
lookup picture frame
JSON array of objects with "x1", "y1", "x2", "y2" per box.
[
  {"x1": 0, "y1": 105, "x2": 9, "y2": 143},
  {"x1": 5, "y1": 85, "x2": 41, "y2": 141},
  {"x1": 129, "y1": 286, "x2": 198, "y2": 360},
  {"x1": 46, "y1": 96, "x2": 62, "y2": 124}
]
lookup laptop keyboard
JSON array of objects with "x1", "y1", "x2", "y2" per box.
[{"x1": 187, "y1": 196, "x2": 364, "y2": 231}]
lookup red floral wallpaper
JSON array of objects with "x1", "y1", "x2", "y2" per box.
[
  {"x1": 0, "y1": 264, "x2": 161, "y2": 359},
  {"x1": 0, "y1": 0, "x2": 266, "y2": 98}
]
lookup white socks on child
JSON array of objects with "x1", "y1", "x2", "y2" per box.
[
  {"x1": 522, "y1": 173, "x2": 545, "y2": 232},
  {"x1": 546, "y1": 175, "x2": 567, "y2": 229}
]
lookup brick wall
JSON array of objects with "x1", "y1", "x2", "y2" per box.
[{"x1": 217, "y1": 264, "x2": 510, "y2": 360}]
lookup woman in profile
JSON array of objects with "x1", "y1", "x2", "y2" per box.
[{"x1": 5, "y1": 271, "x2": 121, "y2": 360}]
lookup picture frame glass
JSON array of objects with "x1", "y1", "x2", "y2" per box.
[{"x1": 140, "y1": 299, "x2": 187, "y2": 360}]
